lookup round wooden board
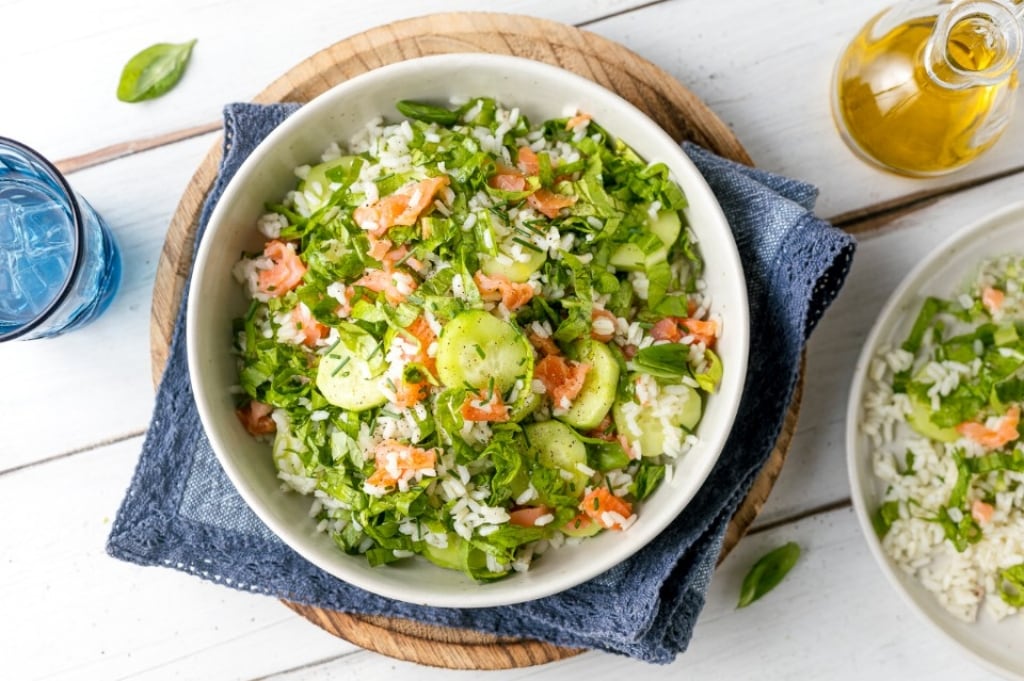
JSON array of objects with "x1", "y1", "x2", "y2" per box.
[{"x1": 149, "y1": 12, "x2": 799, "y2": 670}]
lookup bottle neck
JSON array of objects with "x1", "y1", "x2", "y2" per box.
[{"x1": 925, "y1": 0, "x2": 1023, "y2": 89}]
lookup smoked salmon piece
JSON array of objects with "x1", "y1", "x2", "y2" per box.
[
  {"x1": 353, "y1": 268, "x2": 418, "y2": 306},
  {"x1": 257, "y1": 240, "x2": 307, "y2": 297},
  {"x1": 528, "y1": 331, "x2": 561, "y2": 357},
  {"x1": 535, "y1": 354, "x2": 590, "y2": 407},
  {"x1": 566, "y1": 112, "x2": 592, "y2": 130},
  {"x1": 526, "y1": 188, "x2": 576, "y2": 218},
  {"x1": 982, "y1": 286, "x2": 1005, "y2": 314},
  {"x1": 509, "y1": 505, "x2": 553, "y2": 527},
  {"x1": 650, "y1": 316, "x2": 717, "y2": 347},
  {"x1": 516, "y1": 146, "x2": 540, "y2": 176},
  {"x1": 390, "y1": 315, "x2": 439, "y2": 408},
  {"x1": 957, "y1": 405, "x2": 1020, "y2": 450},
  {"x1": 354, "y1": 175, "x2": 450, "y2": 237},
  {"x1": 487, "y1": 166, "x2": 528, "y2": 192},
  {"x1": 473, "y1": 271, "x2": 534, "y2": 311},
  {"x1": 236, "y1": 401, "x2": 276, "y2": 436},
  {"x1": 365, "y1": 440, "x2": 436, "y2": 489},
  {"x1": 580, "y1": 487, "x2": 633, "y2": 530},
  {"x1": 291, "y1": 303, "x2": 327, "y2": 347},
  {"x1": 461, "y1": 390, "x2": 511, "y2": 422}
]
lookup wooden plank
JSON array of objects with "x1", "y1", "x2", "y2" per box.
[
  {"x1": 832, "y1": 162, "x2": 1024, "y2": 235},
  {"x1": 3, "y1": 437, "x2": 999, "y2": 679},
  {"x1": 0, "y1": 0, "x2": 652, "y2": 161},
  {"x1": 12, "y1": 0, "x2": 1018, "y2": 222},
  {"x1": 0, "y1": 437, "x2": 357, "y2": 681},
  {"x1": 54, "y1": 121, "x2": 222, "y2": 175},
  {"x1": 0, "y1": 134, "x2": 217, "y2": 472}
]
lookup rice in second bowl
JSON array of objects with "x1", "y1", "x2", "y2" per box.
[{"x1": 862, "y1": 253, "x2": 1024, "y2": 622}]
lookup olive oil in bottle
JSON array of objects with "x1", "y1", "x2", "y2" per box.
[{"x1": 832, "y1": 0, "x2": 1022, "y2": 176}]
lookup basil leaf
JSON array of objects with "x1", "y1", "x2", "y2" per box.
[
  {"x1": 947, "y1": 450, "x2": 972, "y2": 509},
  {"x1": 998, "y1": 563, "x2": 1024, "y2": 607},
  {"x1": 653, "y1": 294, "x2": 691, "y2": 317},
  {"x1": 396, "y1": 100, "x2": 459, "y2": 126},
  {"x1": 737, "y1": 542, "x2": 801, "y2": 608},
  {"x1": 936, "y1": 506, "x2": 982, "y2": 552},
  {"x1": 116, "y1": 39, "x2": 197, "y2": 103},
  {"x1": 694, "y1": 349, "x2": 723, "y2": 392},
  {"x1": 577, "y1": 434, "x2": 630, "y2": 472},
  {"x1": 872, "y1": 500, "x2": 901, "y2": 538},
  {"x1": 996, "y1": 376, "x2": 1024, "y2": 404},
  {"x1": 645, "y1": 260, "x2": 672, "y2": 310},
  {"x1": 629, "y1": 460, "x2": 665, "y2": 501},
  {"x1": 635, "y1": 344, "x2": 690, "y2": 380},
  {"x1": 901, "y1": 296, "x2": 943, "y2": 353}
]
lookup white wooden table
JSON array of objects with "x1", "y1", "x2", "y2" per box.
[{"x1": 3, "y1": 1, "x2": 1022, "y2": 678}]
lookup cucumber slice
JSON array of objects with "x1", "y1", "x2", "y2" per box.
[
  {"x1": 301, "y1": 156, "x2": 357, "y2": 196},
  {"x1": 609, "y1": 210, "x2": 682, "y2": 271},
  {"x1": 481, "y1": 247, "x2": 546, "y2": 283},
  {"x1": 435, "y1": 310, "x2": 533, "y2": 394},
  {"x1": 612, "y1": 382, "x2": 702, "y2": 458},
  {"x1": 316, "y1": 323, "x2": 387, "y2": 411},
  {"x1": 608, "y1": 243, "x2": 646, "y2": 272},
  {"x1": 508, "y1": 389, "x2": 541, "y2": 422},
  {"x1": 422, "y1": 535, "x2": 504, "y2": 578},
  {"x1": 906, "y1": 393, "x2": 959, "y2": 442},
  {"x1": 421, "y1": 538, "x2": 463, "y2": 571},
  {"x1": 525, "y1": 420, "x2": 589, "y2": 496},
  {"x1": 995, "y1": 323, "x2": 1019, "y2": 347},
  {"x1": 650, "y1": 209, "x2": 682, "y2": 249},
  {"x1": 558, "y1": 340, "x2": 619, "y2": 430}
]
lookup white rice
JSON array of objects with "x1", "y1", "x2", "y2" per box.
[{"x1": 862, "y1": 255, "x2": 1024, "y2": 623}]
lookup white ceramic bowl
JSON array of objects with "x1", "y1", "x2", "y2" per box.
[
  {"x1": 188, "y1": 53, "x2": 749, "y2": 607},
  {"x1": 847, "y1": 202, "x2": 1024, "y2": 679}
]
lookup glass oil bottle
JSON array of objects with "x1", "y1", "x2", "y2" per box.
[{"x1": 832, "y1": 0, "x2": 1023, "y2": 176}]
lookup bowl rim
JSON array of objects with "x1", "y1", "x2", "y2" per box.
[
  {"x1": 187, "y1": 52, "x2": 750, "y2": 607},
  {"x1": 845, "y1": 200, "x2": 1024, "y2": 680}
]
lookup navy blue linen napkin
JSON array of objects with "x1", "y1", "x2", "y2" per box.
[{"x1": 108, "y1": 102, "x2": 855, "y2": 663}]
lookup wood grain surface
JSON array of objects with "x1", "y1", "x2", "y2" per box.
[{"x1": 148, "y1": 12, "x2": 796, "y2": 670}]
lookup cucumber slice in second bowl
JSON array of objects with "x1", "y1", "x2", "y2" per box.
[{"x1": 435, "y1": 310, "x2": 533, "y2": 394}]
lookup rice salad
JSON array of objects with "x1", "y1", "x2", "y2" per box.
[
  {"x1": 230, "y1": 97, "x2": 723, "y2": 581},
  {"x1": 863, "y1": 254, "x2": 1024, "y2": 621}
]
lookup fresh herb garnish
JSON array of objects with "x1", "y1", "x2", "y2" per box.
[
  {"x1": 395, "y1": 100, "x2": 459, "y2": 126},
  {"x1": 998, "y1": 563, "x2": 1024, "y2": 607},
  {"x1": 634, "y1": 344, "x2": 690, "y2": 380},
  {"x1": 872, "y1": 500, "x2": 901, "y2": 538},
  {"x1": 737, "y1": 542, "x2": 801, "y2": 608},
  {"x1": 330, "y1": 356, "x2": 351, "y2": 377},
  {"x1": 116, "y1": 39, "x2": 197, "y2": 103}
]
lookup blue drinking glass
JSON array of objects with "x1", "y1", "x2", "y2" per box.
[{"x1": 0, "y1": 137, "x2": 122, "y2": 341}]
